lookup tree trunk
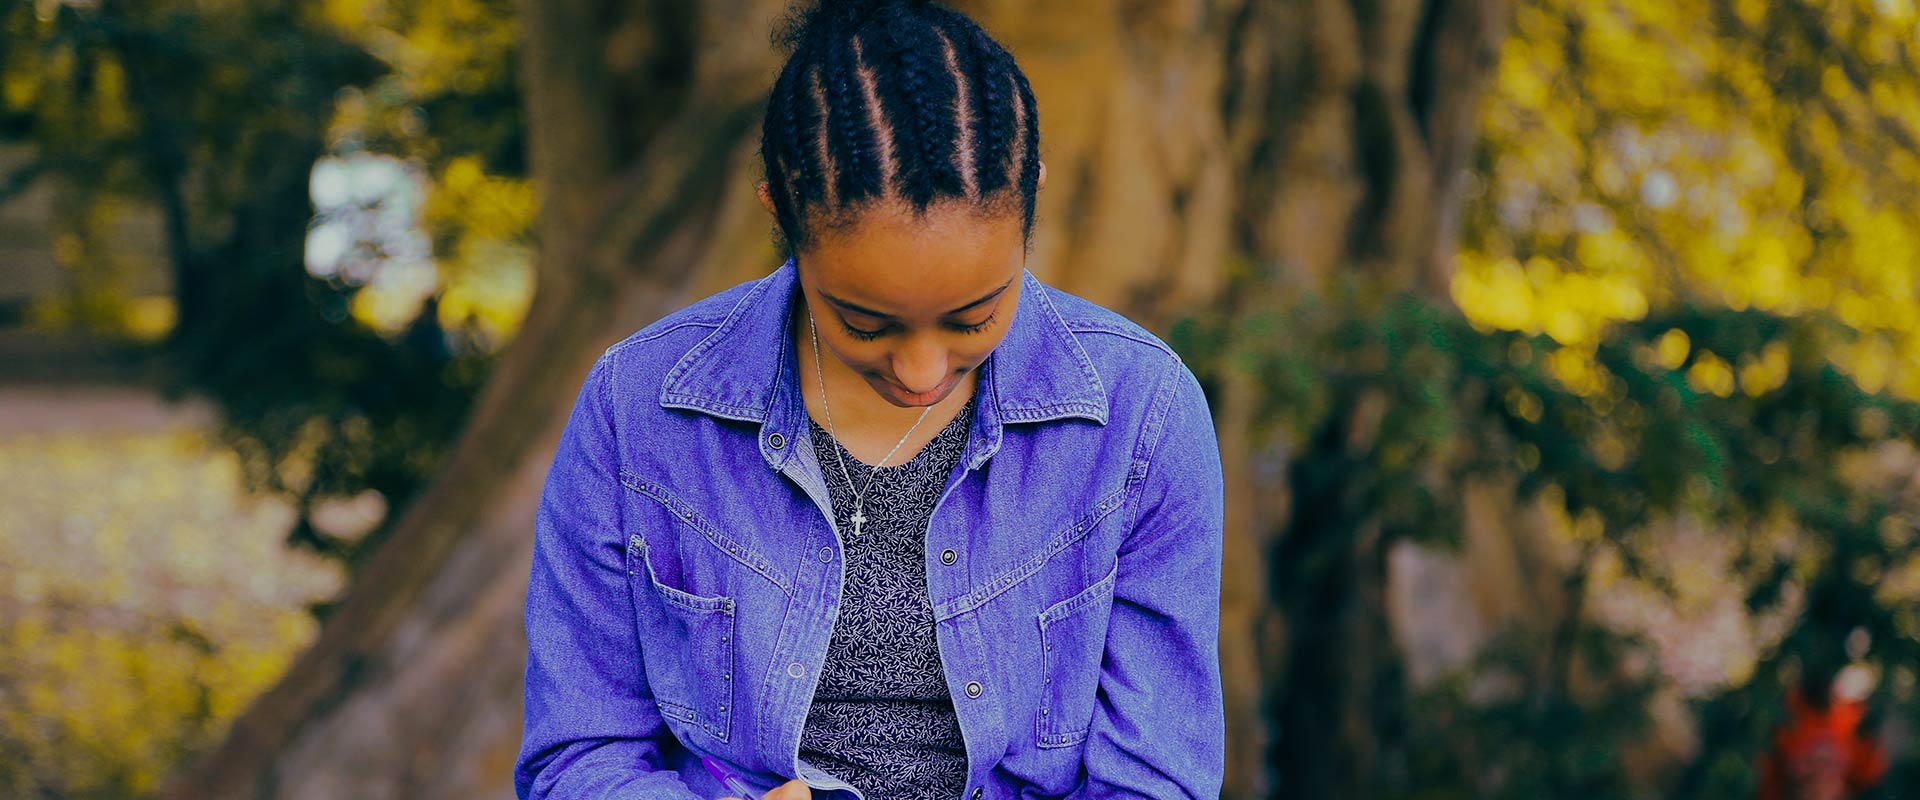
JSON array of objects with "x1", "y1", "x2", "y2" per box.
[
  {"x1": 156, "y1": 2, "x2": 1506, "y2": 798},
  {"x1": 1215, "y1": 0, "x2": 1508, "y2": 796}
]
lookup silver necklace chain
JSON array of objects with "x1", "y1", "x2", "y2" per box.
[{"x1": 809, "y1": 311, "x2": 934, "y2": 537}]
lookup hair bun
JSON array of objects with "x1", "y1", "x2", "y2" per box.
[
  {"x1": 775, "y1": 0, "x2": 930, "y2": 49},
  {"x1": 815, "y1": 0, "x2": 929, "y2": 31},
  {"x1": 816, "y1": 0, "x2": 929, "y2": 14}
]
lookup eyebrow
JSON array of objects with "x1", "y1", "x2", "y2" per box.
[{"x1": 821, "y1": 276, "x2": 1015, "y2": 319}]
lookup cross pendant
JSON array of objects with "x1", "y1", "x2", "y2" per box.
[{"x1": 850, "y1": 509, "x2": 867, "y2": 537}]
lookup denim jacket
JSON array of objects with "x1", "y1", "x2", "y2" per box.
[{"x1": 515, "y1": 258, "x2": 1225, "y2": 800}]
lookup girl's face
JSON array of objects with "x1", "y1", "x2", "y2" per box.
[{"x1": 793, "y1": 198, "x2": 1026, "y2": 409}]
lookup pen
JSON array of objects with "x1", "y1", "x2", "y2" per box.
[{"x1": 701, "y1": 755, "x2": 762, "y2": 800}]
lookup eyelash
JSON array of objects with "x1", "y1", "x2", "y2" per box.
[{"x1": 842, "y1": 312, "x2": 997, "y2": 341}]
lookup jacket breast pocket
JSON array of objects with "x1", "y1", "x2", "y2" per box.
[
  {"x1": 627, "y1": 533, "x2": 736, "y2": 743},
  {"x1": 1035, "y1": 560, "x2": 1118, "y2": 749}
]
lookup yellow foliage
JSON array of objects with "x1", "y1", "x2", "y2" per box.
[
  {"x1": 124, "y1": 295, "x2": 178, "y2": 341},
  {"x1": 422, "y1": 156, "x2": 537, "y2": 344},
  {"x1": 1686, "y1": 351, "x2": 1738, "y2": 398},
  {"x1": 437, "y1": 236, "x2": 534, "y2": 348},
  {"x1": 1548, "y1": 344, "x2": 1608, "y2": 396},
  {"x1": 1840, "y1": 334, "x2": 1900, "y2": 394},
  {"x1": 1505, "y1": 386, "x2": 1547, "y2": 423},
  {"x1": 0, "y1": 430, "x2": 339, "y2": 796},
  {"x1": 1738, "y1": 233, "x2": 1796, "y2": 310},
  {"x1": 1823, "y1": 65, "x2": 1856, "y2": 104},
  {"x1": 1461, "y1": 0, "x2": 1920, "y2": 400},
  {"x1": 1738, "y1": 340, "x2": 1791, "y2": 397},
  {"x1": 305, "y1": 0, "x2": 534, "y2": 349},
  {"x1": 90, "y1": 56, "x2": 133, "y2": 136},
  {"x1": 1655, "y1": 328, "x2": 1691, "y2": 370},
  {"x1": 1453, "y1": 254, "x2": 1536, "y2": 333}
]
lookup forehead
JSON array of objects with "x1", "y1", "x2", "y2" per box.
[{"x1": 804, "y1": 199, "x2": 1025, "y2": 316}]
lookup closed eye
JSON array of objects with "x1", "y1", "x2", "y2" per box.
[
  {"x1": 840, "y1": 312, "x2": 997, "y2": 341},
  {"x1": 842, "y1": 322, "x2": 885, "y2": 341},
  {"x1": 955, "y1": 312, "x2": 996, "y2": 334}
]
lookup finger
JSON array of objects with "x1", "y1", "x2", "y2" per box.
[{"x1": 763, "y1": 778, "x2": 814, "y2": 799}]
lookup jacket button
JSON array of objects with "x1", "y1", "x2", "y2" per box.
[
  {"x1": 819, "y1": 546, "x2": 833, "y2": 562},
  {"x1": 768, "y1": 432, "x2": 786, "y2": 449},
  {"x1": 789, "y1": 662, "x2": 806, "y2": 678},
  {"x1": 965, "y1": 681, "x2": 982, "y2": 698},
  {"x1": 941, "y1": 548, "x2": 957, "y2": 565}
]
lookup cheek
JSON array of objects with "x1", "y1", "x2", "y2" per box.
[
  {"x1": 955, "y1": 341, "x2": 997, "y2": 370},
  {"x1": 951, "y1": 331, "x2": 1011, "y2": 373},
  {"x1": 837, "y1": 349, "x2": 889, "y2": 376}
]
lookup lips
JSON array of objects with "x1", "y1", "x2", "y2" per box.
[{"x1": 888, "y1": 376, "x2": 955, "y2": 406}]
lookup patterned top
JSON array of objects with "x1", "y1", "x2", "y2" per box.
[{"x1": 798, "y1": 392, "x2": 977, "y2": 800}]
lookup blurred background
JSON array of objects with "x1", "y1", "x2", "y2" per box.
[{"x1": 2, "y1": 0, "x2": 1918, "y2": 797}]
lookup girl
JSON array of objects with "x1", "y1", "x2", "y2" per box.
[{"x1": 514, "y1": 1, "x2": 1225, "y2": 797}]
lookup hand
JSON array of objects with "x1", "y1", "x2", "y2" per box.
[{"x1": 723, "y1": 777, "x2": 813, "y2": 800}]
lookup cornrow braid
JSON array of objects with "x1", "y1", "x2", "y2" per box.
[
  {"x1": 762, "y1": 54, "x2": 808, "y2": 244},
  {"x1": 760, "y1": 0, "x2": 1041, "y2": 255},
  {"x1": 822, "y1": 38, "x2": 881, "y2": 211},
  {"x1": 807, "y1": 67, "x2": 838, "y2": 210},
  {"x1": 781, "y1": 58, "x2": 822, "y2": 208},
  {"x1": 872, "y1": 18, "x2": 961, "y2": 208},
  {"x1": 1010, "y1": 67, "x2": 1041, "y2": 236},
  {"x1": 939, "y1": 10, "x2": 1013, "y2": 200},
  {"x1": 932, "y1": 29, "x2": 979, "y2": 200}
]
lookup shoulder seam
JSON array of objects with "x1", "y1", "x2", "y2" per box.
[
  {"x1": 1141, "y1": 351, "x2": 1187, "y2": 465},
  {"x1": 1062, "y1": 321, "x2": 1177, "y2": 357},
  {"x1": 601, "y1": 317, "x2": 726, "y2": 362},
  {"x1": 586, "y1": 350, "x2": 619, "y2": 453},
  {"x1": 1123, "y1": 351, "x2": 1188, "y2": 528}
]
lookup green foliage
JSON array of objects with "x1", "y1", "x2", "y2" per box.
[
  {"x1": 321, "y1": 0, "x2": 536, "y2": 345},
  {"x1": 1, "y1": 0, "x2": 528, "y2": 570},
  {"x1": 1177, "y1": 268, "x2": 1920, "y2": 796},
  {"x1": 1403, "y1": 626, "x2": 1664, "y2": 800},
  {"x1": 0, "y1": 2, "x2": 528, "y2": 789},
  {"x1": 1389, "y1": 0, "x2": 1920, "y2": 794}
]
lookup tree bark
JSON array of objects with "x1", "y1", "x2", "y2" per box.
[
  {"x1": 155, "y1": 2, "x2": 1507, "y2": 798},
  {"x1": 1216, "y1": 0, "x2": 1508, "y2": 795}
]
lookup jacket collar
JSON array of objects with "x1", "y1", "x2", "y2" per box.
[{"x1": 659, "y1": 257, "x2": 1107, "y2": 471}]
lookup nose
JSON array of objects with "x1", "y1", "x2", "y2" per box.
[{"x1": 892, "y1": 336, "x2": 949, "y2": 394}]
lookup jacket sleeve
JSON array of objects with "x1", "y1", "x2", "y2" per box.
[
  {"x1": 1079, "y1": 356, "x2": 1227, "y2": 799},
  {"x1": 515, "y1": 353, "x2": 704, "y2": 800}
]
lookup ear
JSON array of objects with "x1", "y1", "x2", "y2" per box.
[
  {"x1": 756, "y1": 180, "x2": 776, "y2": 216},
  {"x1": 1037, "y1": 160, "x2": 1047, "y2": 192}
]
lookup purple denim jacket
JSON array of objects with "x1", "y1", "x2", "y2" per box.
[{"x1": 515, "y1": 258, "x2": 1224, "y2": 799}]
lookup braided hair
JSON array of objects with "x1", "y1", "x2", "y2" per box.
[{"x1": 761, "y1": 0, "x2": 1041, "y2": 257}]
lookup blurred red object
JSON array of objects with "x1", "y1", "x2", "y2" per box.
[{"x1": 1755, "y1": 688, "x2": 1888, "y2": 800}]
